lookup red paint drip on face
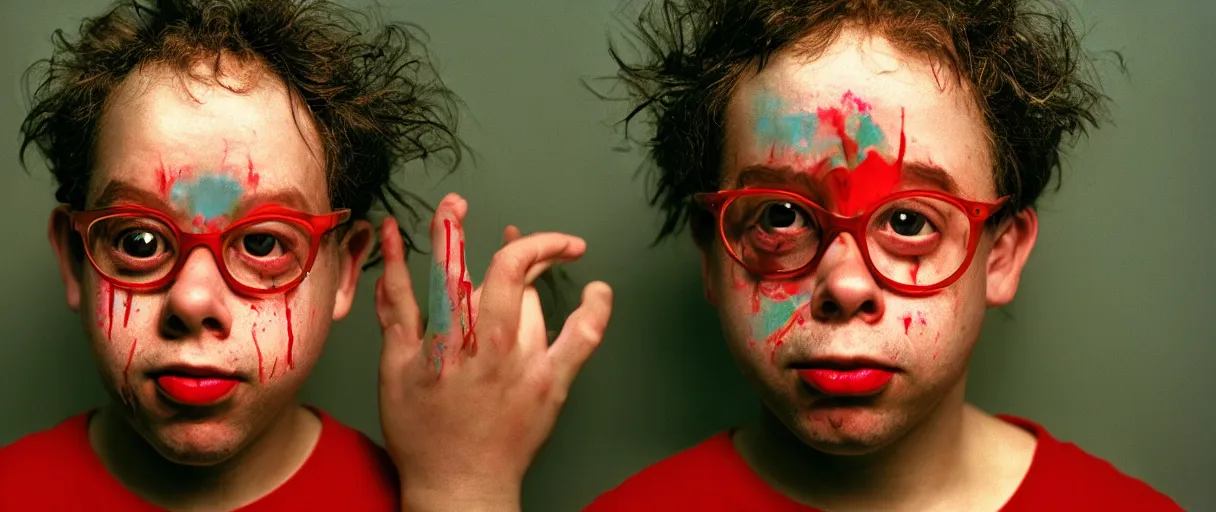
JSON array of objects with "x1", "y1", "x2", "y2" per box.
[
  {"x1": 106, "y1": 284, "x2": 116, "y2": 341},
  {"x1": 816, "y1": 111, "x2": 907, "y2": 216},
  {"x1": 251, "y1": 305, "x2": 264, "y2": 383},
  {"x1": 283, "y1": 292, "x2": 296, "y2": 370},
  {"x1": 246, "y1": 156, "x2": 260, "y2": 190},
  {"x1": 763, "y1": 303, "x2": 812, "y2": 364},
  {"x1": 910, "y1": 259, "x2": 921, "y2": 284},
  {"x1": 902, "y1": 314, "x2": 913, "y2": 335},
  {"x1": 122, "y1": 290, "x2": 133, "y2": 328},
  {"x1": 123, "y1": 337, "x2": 138, "y2": 387}
]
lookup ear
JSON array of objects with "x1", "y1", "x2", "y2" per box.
[
  {"x1": 697, "y1": 238, "x2": 719, "y2": 306},
  {"x1": 986, "y1": 207, "x2": 1039, "y2": 307},
  {"x1": 48, "y1": 206, "x2": 83, "y2": 312},
  {"x1": 332, "y1": 219, "x2": 375, "y2": 321}
]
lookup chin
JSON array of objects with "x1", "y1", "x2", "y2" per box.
[{"x1": 778, "y1": 398, "x2": 910, "y2": 456}]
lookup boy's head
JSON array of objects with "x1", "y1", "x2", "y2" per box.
[
  {"x1": 22, "y1": 0, "x2": 457, "y2": 466},
  {"x1": 612, "y1": 0, "x2": 1108, "y2": 454}
]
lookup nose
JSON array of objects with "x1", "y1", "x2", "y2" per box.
[
  {"x1": 810, "y1": 234, "x2": 885, "y2": 324},
  {"x1": 161, "y1": 248, "x2": 233, "y2": 339}
]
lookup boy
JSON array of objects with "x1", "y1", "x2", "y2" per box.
[
  {"x1": 582, "y1": 0, "x2": 1183, "y2": 510},
  {"x1": 0, "y1": 1, "x2": 613, "y2": 510}
]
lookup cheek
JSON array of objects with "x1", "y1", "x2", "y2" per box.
[{"x1": 713, "y1": 257, "x2": 814, "y2": 366}]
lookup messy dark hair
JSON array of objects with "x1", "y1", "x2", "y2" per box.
[
  {"x1": 606, "y1": 0, "x2": 1116, "y2": 243},
  {"x1": 20, "y1": 0, "x2": 461, "y2": 264}
]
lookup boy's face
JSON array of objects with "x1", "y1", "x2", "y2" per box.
[
  {"x1": 705, "y1": 30, "x2": 1036, "y2": 454},
  {"x1": 49, "y1": 60, "x2": 371, "y2": 465}
]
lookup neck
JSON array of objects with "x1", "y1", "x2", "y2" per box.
[
  {"x1": 91, "y1": 402, "x2": 320, "y2": 510},
  {"x1": 739, "y1": 379, "x2": 978, "y2": 510}
]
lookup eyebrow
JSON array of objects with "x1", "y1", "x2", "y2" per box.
[
  {"x1": 731, "y1": 161, "x2": 961, "y2": 195},
  {"x1": 90, "y1": 179, "x2": 316, "y2": 215}
]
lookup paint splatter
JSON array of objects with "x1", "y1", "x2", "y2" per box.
[
  {"x1": 122, "y1": 290, "x2": 134, "y2": 328},
  {"x1": 169, "y1": 174, "x2": 244, "y2": 233},
  {"x1": 106, "y1": 284, "x2": 116, "y2": 341},
  {"x1": 754, "y1": 91, "x2": 906, "y2": 216},
  {"x1": 246, "y1": 156, "x2": 260, "y2": 190},
  {"x1": 902, "y1": 314, "x2": 913, "y2": 335},
  {"x1": 251, "y1": 305, "x2": 264, "y2": 383},
  {"x1": 457, "y1": 239, "x2": 476, "y2": 353},
  {"x1": 910, "y1": 259, "x2": 921, "y2": 284},
  {"x1": 283, "y1": 292, "x2": 296, "y2": 370},
  {"x1": 748, "y1": 284, "x2": 813, "y2": 363}
]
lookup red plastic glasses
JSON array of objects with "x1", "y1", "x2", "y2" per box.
[
  {"x1": 70, "y1": 204, "x2": 350, "y2": 296},
  {"x1": 695, "y1": 188, "x2": 1008, "y2": 296}
]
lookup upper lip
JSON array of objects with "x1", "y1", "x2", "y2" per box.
[
  {"x1": 790, "y1": 356, "x2": 900, "y2": 372},
  {"x1": 150, "y1": 364, "x2": 242, "y2": 380}
]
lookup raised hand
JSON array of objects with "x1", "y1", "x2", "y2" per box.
[{"x1": 374, "y1": 193, "x2": 613, "y2": 512}]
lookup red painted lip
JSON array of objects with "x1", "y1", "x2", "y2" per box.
[
  {"x1": 798, "y1": 368, "x2": 893, "y2": 396},
  {"x1": 152, "y1": 366, "x2": 241, "y2": 406},
  {"x1": 794, "y1": 358, "x2": 897, "y2": 396}
]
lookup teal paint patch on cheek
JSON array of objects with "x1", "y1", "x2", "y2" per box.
[
  {"x1": 170, "y1": 174, "x2": 244, "y2": 221},
  {"x1": 749, "y1": 291, "x2": 813, "y2": 341}
]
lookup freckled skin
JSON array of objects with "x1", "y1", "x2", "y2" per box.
[
  {"x1": 64, "y1": 61, "x2": 353, "y2": 466},
  {"x1": 706, "y1": 31, "x2": 997, "y2": 454}
]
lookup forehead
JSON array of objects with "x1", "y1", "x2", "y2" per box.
[
  {"x1": 88, "y1": 59, "x2": 328, "y2": 212},
  {"x1": 723, "y1": 29, "x2": 995, "y2": 199}
]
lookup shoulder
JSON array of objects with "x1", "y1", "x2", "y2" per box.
[
  {"x1": 999, "y1": 415, "x2": 1183, "y2": 511},
  {"x1": 0, "y1": 413, "x2": 103, "y2": 507},
  {"x1": 585, "y1": 431, "x2": 744, "y2": 511}
]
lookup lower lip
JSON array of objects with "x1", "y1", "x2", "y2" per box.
[
  {"x1": 156, "y1": 376, "x2": 239, "y2": 406},
  {"x1": 798, "y1": 368, "x2": 894, "y2": 396}
]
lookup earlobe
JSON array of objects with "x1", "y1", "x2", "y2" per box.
[
  {"x1": 332, "y1": 219, "x2": 374, "y2": 320},
  {"x1": 48, "y1": 206, "x2": 83, "y2": 312},
  {"x1": 985, "y1": 207, "x2": 1039, "y2": 307}
]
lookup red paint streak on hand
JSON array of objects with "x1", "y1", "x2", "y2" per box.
[{"x1": 458, "y1": 240, "x2": 476, "y2": 352}]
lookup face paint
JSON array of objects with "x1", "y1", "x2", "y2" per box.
[
  {"x1": 251, "y1": 305, "x2": 265, "y2": 383},
  {"x1": 170, "y1": 174, "x2": 245, "y2": 233},
  {"x1": 282, "y1": 291, "x2": 296, "y2": 370},
  {"x1": 754, "y1": 90, "x2": 905, "y2": 216}
]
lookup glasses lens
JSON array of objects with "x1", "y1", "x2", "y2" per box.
[
  {"x1": 223, "y1": 220, "x2": 312, "y2": 291},
  {"x1": 86, "y1": 215, "x2": 179, "y2": 285},
  {"x1": 721, "y1": 193, "x2": 820, "y2": 274},
  {"x1": 866, "y1": 196, "x2": 971, "y2": 286}
]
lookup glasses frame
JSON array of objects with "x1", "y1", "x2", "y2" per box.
[
  {"x1": 70, "y1": 204, "x2": 351, "y2": 296},
  {"x1": 694, "y1": 188, "x2": 1009, "y2": 296}
]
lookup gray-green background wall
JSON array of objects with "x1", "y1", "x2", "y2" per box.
[{"x1": 1, "y1": 0, "x2": 1212, "y2": 510}]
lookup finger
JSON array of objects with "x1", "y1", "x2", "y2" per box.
[
  {"x1": 515, "y1": 286, "x2": 548, "y2": 357},
  {"x1": 476, "y1": 232, "x2": 587, "y2": 355},
  {"x1": 548, "y1": 281, "x2": 613, "y2": 393},
  {"x1": 423, "y1": 194, "x2": 474, "y2": 375},
  {"x1": 502, "y1": 225, "x2": 522, "y2": 246},
  {"x1": 376, "y1": 216, "x2": 422, "y2": 342},
  {"x1": 378, "y1": 323, "x2": 422, "y2": 392}
]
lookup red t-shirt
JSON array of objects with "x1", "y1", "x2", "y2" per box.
[
  {"x1": 0, "y1": 408, "x2": 400, "y2": 511},
  {"x1": 586, "y1": 415, "x2": 1183, "y2": 511}
]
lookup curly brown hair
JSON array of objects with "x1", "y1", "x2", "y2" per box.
[
  {"x1": 20, "y1": 0, "x2": 462, "y2": 264},
  {"x1": 606, "y1": 0, "x2": 1116, "y2": 243}
]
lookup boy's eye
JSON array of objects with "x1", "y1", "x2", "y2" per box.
[{"x1": 118, "y1": 230, "x2": 161, "y2": 259}]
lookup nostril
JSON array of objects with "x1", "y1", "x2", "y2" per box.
[
  {"x1": 820, "y1": 301, "x2": 840, "y2": 316},
  {"x1": 860, "y1": 300, "x2": 878, "y2": 315},
  {"x1": 201, "y1": 318, "x2": 224, "y2": 333},
  {"x1": 164, "y1": 316, "x2": 188, "y2": 336}
]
